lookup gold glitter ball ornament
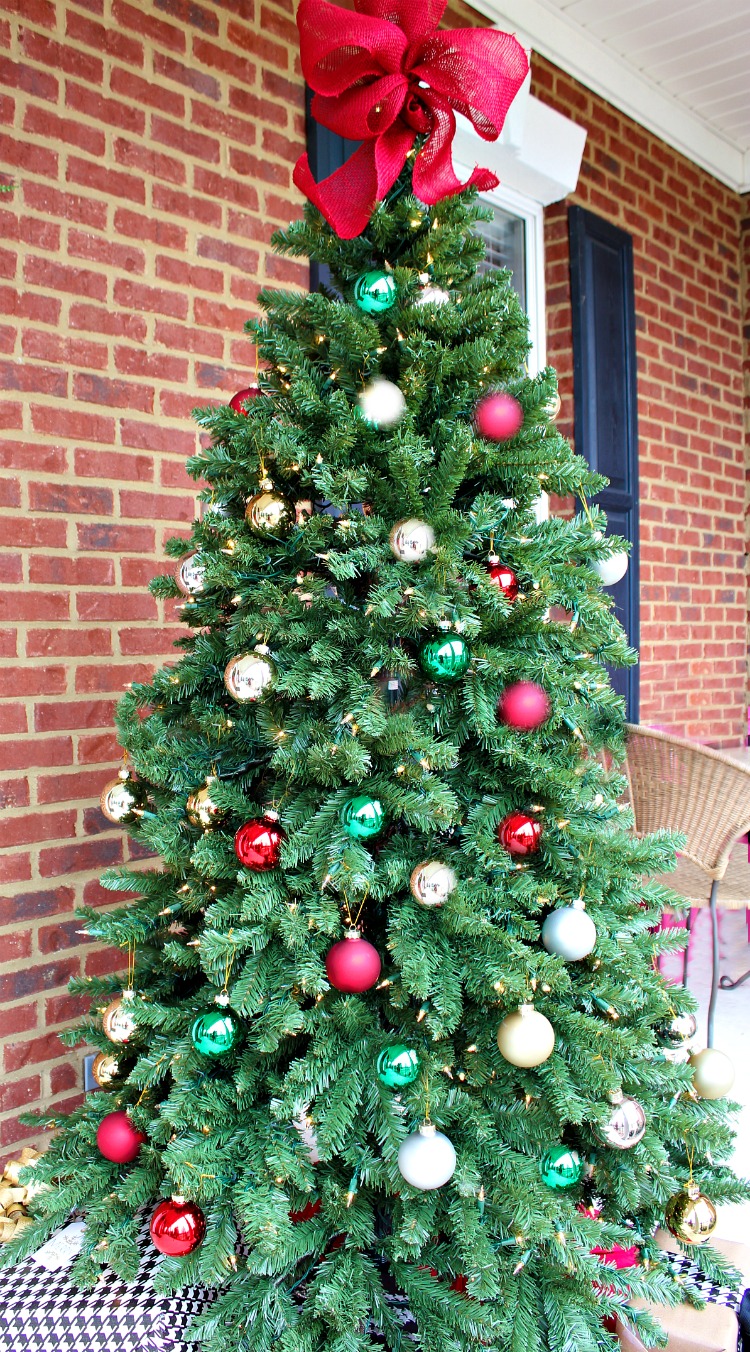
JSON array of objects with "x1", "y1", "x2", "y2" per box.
[
  {"x1": 102, "y1": 993, "x2": 137, "y2": 1045},
  {"x1": 665, "y1": 1182, "x2": 717, "y2": 1245}
]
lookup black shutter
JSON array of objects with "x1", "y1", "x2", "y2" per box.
[
  {"x1": 568, "y1": 205, "x2": 640, "y2": 720},
  {"x1": 305, "y1": 88, "x2": 361, "y2": 292}
]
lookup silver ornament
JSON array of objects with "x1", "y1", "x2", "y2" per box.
[
  {"x1": 389, "y1": 518, "x2": 435, "y2": 562},
  {"x1": 541, "y1": 902, "x2": 596, "y2": 961},
  {"x1": 224, "y1": 647, "x2": 275, "y2": 703},
  {"x1": 410, "y1": 860, "x2": 457, "y2": 907},
  {"x1": 397, "y1": 1122, "x2": 456, "y2": 1190},
  {"x1": 358, "y1": 378, "x2": 406, "y2": 428},
  {"x1": 175, "y1": 551, "x2": 206, "y2": 596},
  {"x1": 600, "y1": 1090, "x2": 646, "y2": 1149}
]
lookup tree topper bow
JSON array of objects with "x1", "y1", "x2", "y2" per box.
[{"x1": 293, "y1": 0, "x2": 529, "y2": 239}]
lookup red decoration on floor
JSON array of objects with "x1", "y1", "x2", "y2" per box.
[
  {"x1": 234, "y1": 815, "x2": 285, "y2": 870},
  {"x1": 229, "y1": 387, "x2": 262, "y2": 414},
  {"x1": 497, "y1": 811, "x2": 542, "y2": 857},
  {"x1": 149, "y1": 1198, "x2": 206, "y2": 1256},
  {"x1": 293, "y1": 0, "x2": 529, "y2": 238},
  {"x1": 475, "y1": 392, "x2": 524, "y2": 442},
  {"x1": 96, "y1": 1110, "x2": 146, "y2": 1164},
  {"x1": 325, "y1": 932, "x2": 381, "y2": 992}
]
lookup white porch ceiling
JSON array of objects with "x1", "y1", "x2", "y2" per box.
[{"x1": 474, "y1": 0, "x2": 750, "y2": 193}]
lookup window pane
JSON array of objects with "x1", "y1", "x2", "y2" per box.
[{"x1": 475, "y1": 203, "x2": 526, "y2": 311}]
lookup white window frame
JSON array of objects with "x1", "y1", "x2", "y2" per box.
[{"x1": 475, "y1": 179, "x2": 547, "y2": 377}]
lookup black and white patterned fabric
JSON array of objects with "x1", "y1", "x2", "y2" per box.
[
  {"x1": 0, "y1": 1220, "x2": 213, "y2": 1352},
  {"x1": 667, "y1": 1250, "x2": 742, "y2": 1312}
]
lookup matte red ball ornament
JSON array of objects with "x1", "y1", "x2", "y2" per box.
[
  {"x1": 475, "y1": 391, "x2": 523, "y2": 441},
  {"x1": 290, "y1": 1197, "x2": 322, "y2": 1223},
  {"x1": 498, "y1": 681, "x2": 550, "y2": 731},
  {"x1": 96, "y1": 1110, "x2": 145, "y2": 1165},
  {"x1": 229, "y1": 386, "x2": 262, "y2": 415},
  {"x1": 486, "y1": 559, "x2": 518, "y2": 600},
  {"x1": 150, "y1": 1197, "x2": 206, "y2": 1256},
  {"x1": 498, "y1": 811, "x2": 542, "y2": 857},
  {"x1": 234, "y1": 814, "x2": 285, "y2": 871},
  {"x1": 325, "y1": 930, "x2": 381, "y2": 993}
]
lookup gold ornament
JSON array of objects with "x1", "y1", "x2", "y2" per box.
[
  {"x1": 91, "y1": 1052, "x2": 120, "y2": 1087},
  {"x1": 102, "y1": 993, "x2": 137, "y2": 1045},
  {"x1": 223, "y1": 647, "x2": 276, "y2": 703},
  {"x1": 100, "y1": 768, "x2": 149, "y2": 825},
  {"x1": 175, "y1": 551, "x2": 206, "y2": 596},
  {"x1": 0, "y1": 1147, "x2": 42, "y2": 1243},
  {"x1": 245, "y1": 485, "x2": 294, "y2": 537},
  {"x1": 665, "y1": 1182, "x2": 717, "y2": 1245},
  {"x1": 497, "y1": 1003, "x2": 555, "y2": 1068},
  {"x1": 185, "y1": 779, "x2": 227, "y2": 830},
  {"x1": 689, "y1": 1047, "x2": 735, "y2": 1100}
]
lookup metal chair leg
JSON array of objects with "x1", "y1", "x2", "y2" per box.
[
  {"x1": 707, "y1": 880, "x2": 720, "y2": 1049},
  {"x1": 719, "y1": 969, "x2": 750, "y2": 991},
  {"x1": 681, "y1": 908, "x2": 692, "y2": 988}
]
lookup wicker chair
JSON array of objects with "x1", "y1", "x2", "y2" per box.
[{"x1": 624, "y1": 724, "x2": 750, "y2": 1045}]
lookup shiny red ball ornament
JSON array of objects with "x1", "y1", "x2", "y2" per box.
[
  {"x1": 325, "y1": 930, "x2": 381, "y2": 993},
  {"x1": 234, "y1": 814, "x2": 285, "y2": 871},
  {"x1": 498, "y1": 811, "x2": 542, "y2": 857},
  {"x1": 475, "y1": 391, "x2": 524, "y2": 441},
  {"x1": 486, "y1": 560, "x2": 518, "y2": 600},
  {"x1": 290, "y1": 1197, "x2": 322, "y2": 1223},
  {"x1": 96, "y1": 1110, "x2": 146, "y2": 1164},
  {"x1": 229, "y1": 386, "x2": 262, "y2": 415},
  {"x1": 150, "y1": 1197, "x2": 206, "y2": 1256},
  {"x1": 497, "y1": 680, "x2": 550, "y2": 731}
]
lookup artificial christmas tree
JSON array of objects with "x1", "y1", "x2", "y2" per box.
[{"x1": 1, "y1": 1, "x2": 747, "y2": 1349}]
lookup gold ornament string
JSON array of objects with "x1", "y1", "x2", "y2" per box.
[
  {"x1": 423, "y1": 1067, "x2": 431, "y2": 1123},
  {"x1": 125, "y1": 941, "x2": 136, "y2": 993},
  {"x1": 222, "y1": 931, "x2": 236, "y2": 997}
]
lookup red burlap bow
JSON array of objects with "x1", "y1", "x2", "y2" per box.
[{"x1": 293, "y1": 0, "x2": 529, "y2": 239}]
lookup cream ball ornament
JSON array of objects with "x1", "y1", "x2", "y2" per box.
[
  {"x1": 689, "y1": 1047, "x2": 735, "y2": 1100},
  {"x1": 541, "y1": 901, "x2": 596, "y2": 961},
  {"x1": 389, "y1": 518, "x2": 435, "y2": 562},
  {"x1": 358, "y1": 378, "x2": 406, "y2": 429},
  {"x1": 497, "y1": 1003, "x2": 555, "y2": 1068},
  {"x1": 397, "y1": 1121, "x2": 456, "y2": 1190},
  {"x1": 591, "y1": 532, "x2": 629, "y2": 586},
  {"x1": 410, "y1": 860, "x2": 457, "y2": 907}
]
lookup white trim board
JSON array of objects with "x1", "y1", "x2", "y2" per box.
[{"x1": 472, "y1": 0, "x2": 750, "y2": 194}]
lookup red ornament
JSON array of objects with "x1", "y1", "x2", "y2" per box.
[
  {"x1": 450, "y1": 1274, "x2": 469, "y2": 1294},
  {"x1": 234, "y1": 814, "x2": 285, "y2": 871},
  {"x1": 497, "y1": 681, "x2": 550, "y2": 731},
  {"x1": 593, "y1": 1242, "x2": 640, "y2": 1269},
  {"x1": 290, "y1": 1197, "x2": 322, "y2": 1223},
  {"x1": 497, "y1": 811, "x2": 542, "y2": 857},
  {"x1": 150, "y1": 1197, "x2": 206, "y2": 1256},
  {"x1": 325, "y1": 930, "x2": 381, "y2": 993},
  {"x1": 229, "y1": 386, "x2": 262, "y2": 415},
  {"x1": 293, "y1": 0, "x2": 528, "y2": 239},
  {"x1": 96, "y1": 1110, "x2": 145, "y2": 1164},
  {"x1": 486, "y1": 560, "x2": 518, "y2": 600},
  {"x1": 475, "y1": 392, "x2": 524, "y2": 442}
]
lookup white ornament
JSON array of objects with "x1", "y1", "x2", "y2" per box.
[
  {"x1": 389, "y1": 518, "x2": 435, "y2": 562},
  {"x1": 600, "y1": 1090, "x2": 646, "y2": 1149},
  {"x1": 358, "y1": 378, "x2": 406, "y2": 429},
  {"x1": 175, "y1": 551, "x2": 206, "y2": 596},
  {"x1": 591, "y1": 535, "x2": 629, "y2": 586},
  {"x1": 223, "y1": 647, "x2": 275, "y2": 703},
  {"x1": 414, "y1": 285, "x2": 450, "y2": 307},
  {"x1": 410, "y1": 860, "x2": 457, "y2": 907},
  {"x1": 398, "y1": 1121, "x2": 456, "y2": 1190},
  {"x1": 497, "y1": 1003, "x2": 555, "y2": 1068},
  {"x1": 689, "y1": 1047, "x2": 735, "y2": 1100},
  {"x1": 541, "y1": 902, "x2": 596, "y2": 961}
]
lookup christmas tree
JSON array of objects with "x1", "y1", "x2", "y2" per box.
[{"x1": 3, "y1": 1, "x2": 747, "y2": 1349}]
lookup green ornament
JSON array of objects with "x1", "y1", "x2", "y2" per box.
[
  {"x1": 191, "y1": 1008, "x2": 238, "y2": 1058},
  {"x1": 377, "y1": 1044, "x2": 421, "y2": 1088},
  {"x1": 353, "y1": 269, "x2": 397, "y2": 315},
  {"x1": 419, "y1": 635, "x2": 471, "y2": 682},
  {"x1": 539, "y1": 1145, "x2": 584, "y2": 1190},
  {"x1": 340, "y1": 793, "x2": 385, "y2": 840}
]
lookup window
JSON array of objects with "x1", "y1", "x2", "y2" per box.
[{"x1": 473, "y1": 181, "x2": 547, "y2": 376}]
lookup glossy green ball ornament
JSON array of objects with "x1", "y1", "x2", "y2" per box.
[
  {"x1": 377, "y1": 1044, "x2": 421, "y2": 1089},
  {"x1": 191, "y1": 1007, "x2": 238, "y2": 1058},
  {"x1": 353, "y1": 269, "x2": 397, "y2": 315},
  {"x1": 539, "y1": 1145, "x2": 584, "y2": 1190},
  {"x1": 419, "y1": 635, "x2": 471, "y2": 682},
  {"x1": 340, "y1": 793, "x2": 385, "y2": 840}
]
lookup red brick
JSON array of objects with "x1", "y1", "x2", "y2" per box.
[
  {"x1": 0, "y1": 56, "x2": 58, "y2": 103},
  {"x1": 65, "y1": 83, "x2": 146, "y2": 135},
  {"x1": 0, "y1": 133, "x2": 57, "y2": 178},
  {"x1": 0, "y1": 1076, "x2": 41, "y2": 1114},
  {"x1": 225, "y1": 21, "x2": 288, "y2": 69},
  {"x1": 75, "y1": 661, "x2": 153, "y2": 691},
  {"x1": 120, "y1": 418, "x2": 196, "y2": 454},
  {"x1": 0, "y1": 776, "x2": 29, "y2": 809},
  {"x1": 76, "y1": 592, "x2": 158, "y2": 620},
  {"x1": 23, "y1": 104, "x2": 105, "y2": 158},
  {"x1": 113, "y1": 277, "x2": 188, "y2": 319},
  {"x1": 229, "y1": 85, "x2": 287, "y2": 127},
  {"x1": 153, "y1": 50, "x2": 220, "y2": 100},
  {"x1": 0, "y1": 961, "x2": 79, "y2": 1008},
  {"x1": 67, "y1": 228, "x2": 146, "y2": 274},
  {"x1": 84, "y1": 946, "x2": 126, "y2": 977},
  {"x1": 192, "y1": 165, "x2": 260, "y2": 208},
  {"x1": 36, "y1": 766, "x2": 109, "y2": 802},
  {"x1": 0, "y1": 853, "x2": 32, "y2": 884},
  {"x1": 111, "y1": 0, "x2": 186, "y2": 52},
  {"x1": 49, "y1": 1062, "x2": 80, "y2": 1094},
  {"x1": 74, "y1": 447, "x2": 154, "y2": 482},
  {"x1": 67, "y1": 156, "x2": 146, "y2": 205},
  {"x1": 151, "y1": 114, "x2": 220, "y2": 163},
  {"x1": 20, "y1": 28, "x2": 102, "y2": 82},
  {"x1": 38, "y1": 836, "x2": 122, "y2": 877},
  {"x1": 45, "y1": 993, "x2": 90, "y2": 1025},
  {"x1": 77, "y1": 732, "x2": 120, "y2": 764},
  {"x1": 65, "y1": 8, "x2": 143, "y2": 64},
  {"x1": 38, "y1": 919, "x2": 93, "y2": 953},
  {"x1": 73, "y1": 372, "x2": 154, "y2": 413},
  {"x1": 34, "y1": 698, "x2": 116, "y2": 733},
  {"x1": 77, "y1": 521, "x2": 155, "y2": 552},
  {"x1": 27, "y1": 629, "x2": 111, "y2": 657},
  {"x1": 1, "y1": 737, "x2": 73, "y2": 773},
  {"x1": 154, "y1": 253, "x2": 223, "y2": 293},
  {"x1": 112, "y1": 207, "x2": 186, "y2": 251},
  {"x1": 3, "y1": 1030, "x2": 70, "y2": 1072},
  {"x1": 1, "y1": 809, "x2": 76, "y2": 849},
  {"x1": 0, "y1": 1004, "x2": 38, "y2": 1039},
  {"x1": 0, "y1": 591, "x2": 70, "y2": 622},
  {"x1": 29, "y1": 556, "x2": 114, "y2": 587},
  {"x1": 120, "y1": 489, "x2": 194, "y2": 521},
  {"x1": 28, "y1": 481, "x2": 114, "y2": 515},
  {"x1": 23, "y1": 182, "x2": 108, "y2": 230},
  {"x1": 113, "y1": 345, "x2": 189, "y2": 381},
  {"x1": 151, "y1": 181, "x2": 222, "y2": 227},
  {"x1": 69, "y1": 302, "x2": 147, "y2": 342},
  {"x1": 113, "y1": 137, "x2": 186, "y2": 186},
  {"x1": 23, "y1": 254, "x2": 106, "y2": 301},
  {"x1": 0, "y1": 665, "x2": 66, "y2": 697}
]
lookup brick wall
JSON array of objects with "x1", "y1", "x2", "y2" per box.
[
  {"x1": 0, "y1": 0, "x2": 748, "y2": 1153},
  {"x1": 532, "y1": 56, "x2": 747, "y2": 747},
  {"x1": 0, "y1": 0, "x2": 307, "y2": 1163}
]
